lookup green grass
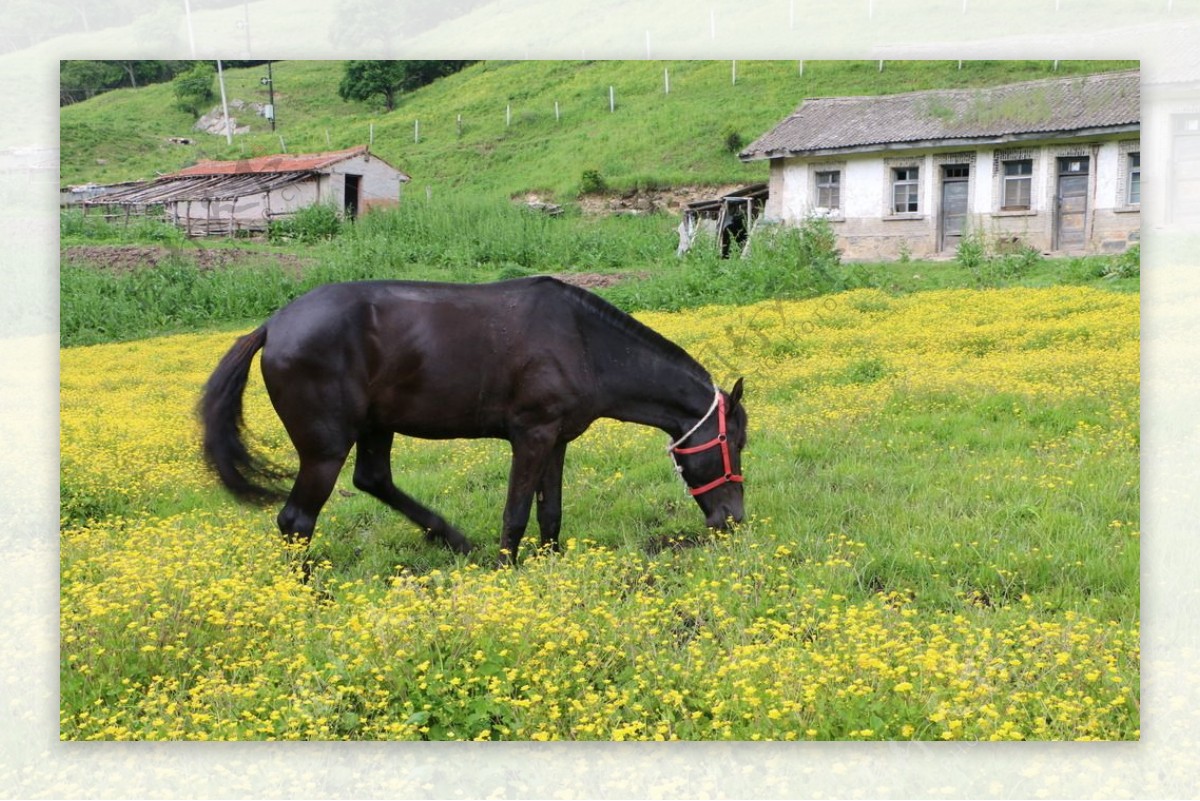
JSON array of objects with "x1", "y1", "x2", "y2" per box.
[{"x1": 61, "y1": 199, "x2": 1139, "y2": 347}]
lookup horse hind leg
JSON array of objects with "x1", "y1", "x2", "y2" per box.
[{"x1": 352, "y1": 429, "x2": 472, "y2": 554}]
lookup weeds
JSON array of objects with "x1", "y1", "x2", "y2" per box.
[
  {"x1": 268, "y1": 202, "x2": 342, "y2": 244},
  {"x1": 955, "y1": 229, "x2": 1044, "y2": 286}
]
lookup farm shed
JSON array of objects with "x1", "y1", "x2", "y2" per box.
[
  {"x1": 83, "y1": 145, "x2": 409, "y2": 237},
  {"x1": 739, "y1": 70, "x2": 1141, "y2": 259},
  {"x1": 676, "y1": 183, "x2": 769, "y2": 258}
]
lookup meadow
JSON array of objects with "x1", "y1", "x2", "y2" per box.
[{"x1": 60, "y1": 284, "x2": 1139, "y2": 741}]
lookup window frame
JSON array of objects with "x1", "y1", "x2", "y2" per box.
[
  {"x1": 891, "y1": 166, "x2": 920, "y2": 214},
  {"x1": 1127, "y1": 151, "x2": 1141, "y2": 206},
  {"x1": 814, "y1": 169, "x2": 841, "y2": 212},
  {"x1": 1001, "y1": 159, "x2": 1033, "y2": 211}
]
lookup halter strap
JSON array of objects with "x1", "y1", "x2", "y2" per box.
[
  {"x1": 667, "y1": 388, "x2": 744, "y2": 497},
  {"x1": 665, "y1": 388, "x2": 721, "y2": 453}
]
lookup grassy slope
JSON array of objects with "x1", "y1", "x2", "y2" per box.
[{"x1": 60, "y1": 59, "x2": 1137, "y2": 199}]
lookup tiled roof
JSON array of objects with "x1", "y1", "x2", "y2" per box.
[
  {"x1": 167, "y1": 145, "x2": 400, "y2": 177},
  {"x1": 741, "y1": 70, "x2": 1140, "y2": 161}
]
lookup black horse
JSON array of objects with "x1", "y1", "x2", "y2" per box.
[{"x1": 200, "y1": 276, "x2": 746, "y2": 565}]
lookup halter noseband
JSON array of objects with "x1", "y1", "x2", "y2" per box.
[{"x1": 666, "y1": 389, "x2": 744, "y2": 497}]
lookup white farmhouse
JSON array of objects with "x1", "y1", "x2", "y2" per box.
[{"x1": 739, "y1": 70, "x2": 1141, "y2": 260}]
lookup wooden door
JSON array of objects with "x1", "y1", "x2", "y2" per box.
[
  {"x1": 940, "y1": 164, "x2": 969, "y2": 251},
  {"x1": 1055, "y1": 156, "x2": 1089, "y2": 250}
]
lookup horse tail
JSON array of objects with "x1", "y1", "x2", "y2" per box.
[{"x1": 199, "y1": 326, "x2": 287, "y2": 503}]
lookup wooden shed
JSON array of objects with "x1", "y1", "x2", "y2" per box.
[{"x1": 84, "y1": 145, "x2": 409, "y2": 237}]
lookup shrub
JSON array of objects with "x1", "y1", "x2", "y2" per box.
[
  {"x1": 722, "y1": 126, "x2": 746, "y2": 154},
  {"x1": 955, "y1": 229, "x2": 1043, "y2": 287},
  {"x1": 269, "y1": 203, "x2": 343, "y2": 244},
  {"x1": 172, "y1": 62, "x2": 216, "y2": 118},
  {"x1": 1105, "y1": 243, "x2": 1140, "y2": 279},
  {"x1": 579, "y1": 169, "x2": 607, "y2": 195}
]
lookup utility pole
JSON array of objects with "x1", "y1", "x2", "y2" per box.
[
  {"x1": 260, "y1": 61, "x2": 276, "y2": 131},
  {"x1": 216, "y1": 59, "x2": 232, "y2": 145}
]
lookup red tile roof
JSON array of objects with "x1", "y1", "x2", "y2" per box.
[{"x1": 169, "y1": 145, "x2": 372, "y2": 177}]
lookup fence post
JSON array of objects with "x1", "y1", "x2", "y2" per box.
[
  {"x1": 664, "y1": 68, "x2": 670, "y2": 94},
  {"x1": 555, "y1": 100, "x2": 560, "y2": 121},
  {"x1": 457, "y1": 113, "x2": 463, "y2": 137},
  {"x1": 506, "y1": 104, "x2": 512, "y2": 126},
  {"x1": 732, "y1": 60, "x2": 737, "y2": 85},
  {"x1": 414, "y1": 119, "x2": 419, "y2": 143},
  {"x1": 609, "y1": 86, "x2": 615, "y2": 112}
]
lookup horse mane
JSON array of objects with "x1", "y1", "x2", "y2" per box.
[{"x1": 542, "y1": 277, "x2": 712, "y2": 383}]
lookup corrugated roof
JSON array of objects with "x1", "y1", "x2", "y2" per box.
[
  {"x1": 741, "y1": 70, "x2": 1140, "y2": 161},
  {"x1": 167, "y1": 145, "x2": 405, "y2": 177},
  {"x1": 84, "y1": 144, "x2": 411, "y2": 206},
  {"x1": 86, "y1": 172, "x2": 311, "y2": 205}
]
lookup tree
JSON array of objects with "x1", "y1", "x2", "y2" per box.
[
  {"x1": 338, "y1": 60, "x2": 473, "y2": 111},
  {"x1": 338, "y1": 61, "x2": 409, "y2": 112},
  {"x1": 173, "y1": 62, "x2": 216, "y2": 117},
  {"x1": 59, "y1": 60, "x2": 124, "y2": 104}
]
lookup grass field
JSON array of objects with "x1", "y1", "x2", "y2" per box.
[
  {"x1": 58, "y1": 56, "x2": 1140, "y2": 742},
  {"x1": 60, "y1": 284, "x2": 1139, "y2": 741}
]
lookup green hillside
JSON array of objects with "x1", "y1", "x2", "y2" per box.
[{"x1": 60, "y1": 59, "x2": 1137, "y2": 201}]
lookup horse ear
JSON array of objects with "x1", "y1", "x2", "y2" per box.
[{"x1": 729, "y1": 377, "x2": 745, "y2": 409}]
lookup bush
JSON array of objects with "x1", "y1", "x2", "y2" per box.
[
  {"x1": 269, "y1": 203, "x2": 343, "y2": 244},
  {"x1": 722, "y1": 126, "x2": 746, "y2": 154},
  {"x1": 1105, "y1": 243, "x2": 1140, "y2": 279},
  {"x1": 579, "y1": 169, "x2": 607, "y2": 195},
  {"x1": 172, "y1": 63, "x2": 216, "y2": 118},
  {"x1": 955, "y1": 229, "x2": 1043, "y2": 287}
]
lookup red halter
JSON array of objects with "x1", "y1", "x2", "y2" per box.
[{"x1": 668, "y1": 391, "x2": 744, "y2": 497}]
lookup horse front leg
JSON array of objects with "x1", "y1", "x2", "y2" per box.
[
  {"x1": 536, "y1": 442, "x2": 568, "y2": 552},
  {"x1": 498, "y1": 429, "x2": 558, "y2": 567}
]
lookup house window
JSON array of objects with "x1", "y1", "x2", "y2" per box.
[
  {"x1": 1002, "y1": 159, "x2": 1033, "y2": 210},
  {"x1": 892, "y1": 166, "x2": 919, "y2": 213},
  {"x1": 815, "y1": 170, "x2": 840, "y2": 211},
  {"x1": 1128, "y1": 152, "x2": 1141, "y2": 205}
]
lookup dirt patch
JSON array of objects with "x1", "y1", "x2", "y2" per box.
[
  {"x1": 576, "y1": 184, "x2": 748, "y2": 217},
  {"x1": 552, "y1": 271, "x2": 646, "y2": 290},
  {"x1": 63, "y1": 245, "x2": 312, "y2": 276}
]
